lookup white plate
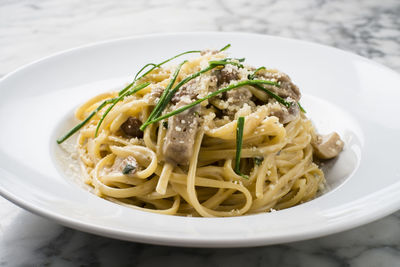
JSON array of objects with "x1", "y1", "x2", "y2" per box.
[{"x1": 1, "y1": 32, "x2": 400, "y2": 247}]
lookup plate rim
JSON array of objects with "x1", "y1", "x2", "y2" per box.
[{"x1": 2, "y1": 31, "x2": 399, "y2": 83}]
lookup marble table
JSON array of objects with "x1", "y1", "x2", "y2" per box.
[{"x1": 1, "y1": 0, "x2": 400, "y2": 266}]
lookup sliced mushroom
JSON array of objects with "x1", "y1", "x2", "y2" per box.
[
  {"x1": 220, "y1": 87, "x2": 255, "y2": 118},
  {"x1": 162, "y1": 100, "x2": 200, "y2": 165},
  {"x1": 171, "y1": 79, "x2": 198, "y2": 104},
  {"x1": 268, "y1": 102, "x2": 300, "y2": 124},
  {"x1": 257, "y1": 70, "x2": 301, "y2": 101},
  {"x1": 146, "y1": 86, "x2": 164, "y2": 105},
  {"x1": 312, "y1": 132, "x2": 344, "y2": 160},
  {"x1": 214, "y1": 66, "x2": 239, "y2": 86},
  {"x1": 120, "y1": 117, "x2": 143, "y2": 138}
]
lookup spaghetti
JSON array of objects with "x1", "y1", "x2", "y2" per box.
[{"x1": 58, "y1": 47, "x2": 343, "y2": 217}]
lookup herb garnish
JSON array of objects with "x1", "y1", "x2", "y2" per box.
[
  {"x1": 247, "y1": 68, "x2": 291, "y2": 108},
  {"x1": 118, "y1": 50, "x2": 201, "y2": 96},
  {"x1": 248, "y1": 67, "x2": 306, "y2": 111},
  {"x1": 140, "y1": 60, "x2": 247, "y2": 130},
  {"x1": 142, "y1": 79, "x2": 279, "y2": 127},
  {"x1": 56, "y1": 97, "x2": 117, "y2": 144},
  {"x1": 144, "y1": 60, "x2": 187, "y2": 128},
  {"x1": 122, "y1": 164, "x2": 136, "y2": 175},
  {"x1": 140, "y1": 64, "x2": 217, "y2": 130},
  {"x1": 56, "y1": 44, "x2": 237, "y2": 143},
  {"x1": 208, "y1": 59, "x2": 244, "y2": 69},
  {"x1": 253, "y1": 84, "x2": 291, "y2": 108},
  {"x1": 57, "y1": 48, "x2": 207, "y2": 143},
  {"x1": 235, "y1": 117, "x2": 248, "y2": 179},
  {"x1": 122, "y1": 43, "x2": 231, "y2": 97},
  {"x1": 297, "y1": 102, "x2": 306, "y2": 113},
  {"x1": 254, "y1": 156, "x2": 264, "y2": 166},
  {"x1": 248, "y1": 66, "x2": 266, "y2": 80},
  {"x1": 95, "y1": 82, "x2": 150, "y2": 137},
  {"x1": 219, "y1": 44, "x2": 231, "y2": 51}
]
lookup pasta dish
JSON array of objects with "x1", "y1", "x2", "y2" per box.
[{"x1": 57, "y1": 45, "x2": 344, "y2": 217}]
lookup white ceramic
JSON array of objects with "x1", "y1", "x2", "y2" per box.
[{"x1": 0, "y1": 32, "x2": 400, "y2": 247}]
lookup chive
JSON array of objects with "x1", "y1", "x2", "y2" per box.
[
  {"x1": 254, "y1": 156, "x2": 264, "y2": 166},
  {"x1": 297, "y1": 102, "x2": 306, "y2": 113},
  {"x1": 142, "y1": 64, "x2": 214, "y2": 127},
  {"x1": 140, "y1": 65, "x2": 214, "y2": 131},
  {"x1": 133, "y1": 63, "x2": 157, "y2": 81},
  {"x1": 253, "y1": 84, "x2": 291, "y2": 108},
  {"x1": 122, "y1": 164, "x2": 136, "y2": 175},
  {"x1": 247, "y1": 67, "x2": 292, "y2": 108},
  {"x1": 144, "y1": 60, "x2": 187, "y2": 127},
  {"x1": 217, "y1": 57, "x2": 245, "y2": 63},
  {"x1": 95, "y1": 82, "x2": 150, "y2": 137},
  {"x1": 142, "y1": 79, "x2": 279, "y2": 128},
  {"x1": 118, "y1": 50, "x2": 201, "y2": 96},
  {"x1": 219, "y1": 44, "x2": 231, "y2": 51},
  {"x1": 235, "y1": 117, "x2": 247, "y2": 179},
  {"x1": 140, "y1": 60, "x2": 247, "y2": 131},
  {"x1": 56, "y1": 98, "x2": 117, "y2": 144},
  {"x1": 209, "y1": 60, "x2": 244, "y2": 69},
  {"x1": 122, "y1": 43, "x2": 231, "y2": 96},
  {"x1": 57, "y1": 46, "x2": 227, "y2": 144},
  {"x1": 248, "y1": 66, "x2": 266, "y2": 80}
]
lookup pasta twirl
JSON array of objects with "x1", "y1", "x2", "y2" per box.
[{"x1": 59, "y1": 47, "x2": 344, "y2": 217}]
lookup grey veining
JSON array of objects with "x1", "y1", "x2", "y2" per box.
[{"x1": 1, "y1": 0, "x2": 400, "y2": 266}]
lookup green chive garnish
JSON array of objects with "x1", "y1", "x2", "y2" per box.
[
  {"x1": 297, "y1": 102, "x2": 306, "y2": 113},
  {"x1": 208, "y1": 60, "x2": 244, "y2": 69},
  {"x1": 142, "y1": 79, "x2": 279, "y2": 128},
  {"x1": 133, "y1": 63, "x2": 157, "y2": 81},
  {"x1": 140, "y1": 65, "x2": 214, "y2": 131},
  {"x1": 247, "y1": 68, "x2": 291, "y2": 108},
  {"x1": 143, "y1": 60, "x2": 187, "y2": 127},
  {"x1": 56, "y1": 98, "x2": 117, "y2": 144},
  {"x1": 140, "y1": 61, "x2": 228, "y2": 131},
  {"x1": 95, "y1": 82, "x2": 150, "y2": 137},
  {"x1": 57, "y1": 44, "x2": 234, "y2": 144},
  {"x1": 235, "y1": 117, "x2": 248, "y2": 179},
  {"x1": 248, "y1": 66, "x2": 266, "y2": 80},
  {"x1": 140, "y1": 59, "x2": 245, "y2": 130},
  {"x1": 213, "y1": 57, "x2": 245, "y2": 62},
  {"x1": 118, "y1": 50, "x2": 202, "y2": 96},
  {"x1": 219, "y1": 44, "x2": 231, "y2": 51},
  {"x1": 253, "y1": 84, "x2": 291, "y2": 108},
  {"x1": 57, "y1": 46, "x2": 223, "y2": 144}
]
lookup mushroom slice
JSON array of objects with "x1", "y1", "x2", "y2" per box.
[
  {"x1": 268, "y1": 102, "x2": 300, "y2": 124},
  {"x1": 120, "y1": 117, "x2": 144, "y2": 138},
  {"x1": 312, "y1": 132, "x2": 344, "y2": 160}
]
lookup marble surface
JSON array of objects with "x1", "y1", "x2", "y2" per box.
[{"x1": 1, "y1": 0, "x2": 400, "y2": 266}]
